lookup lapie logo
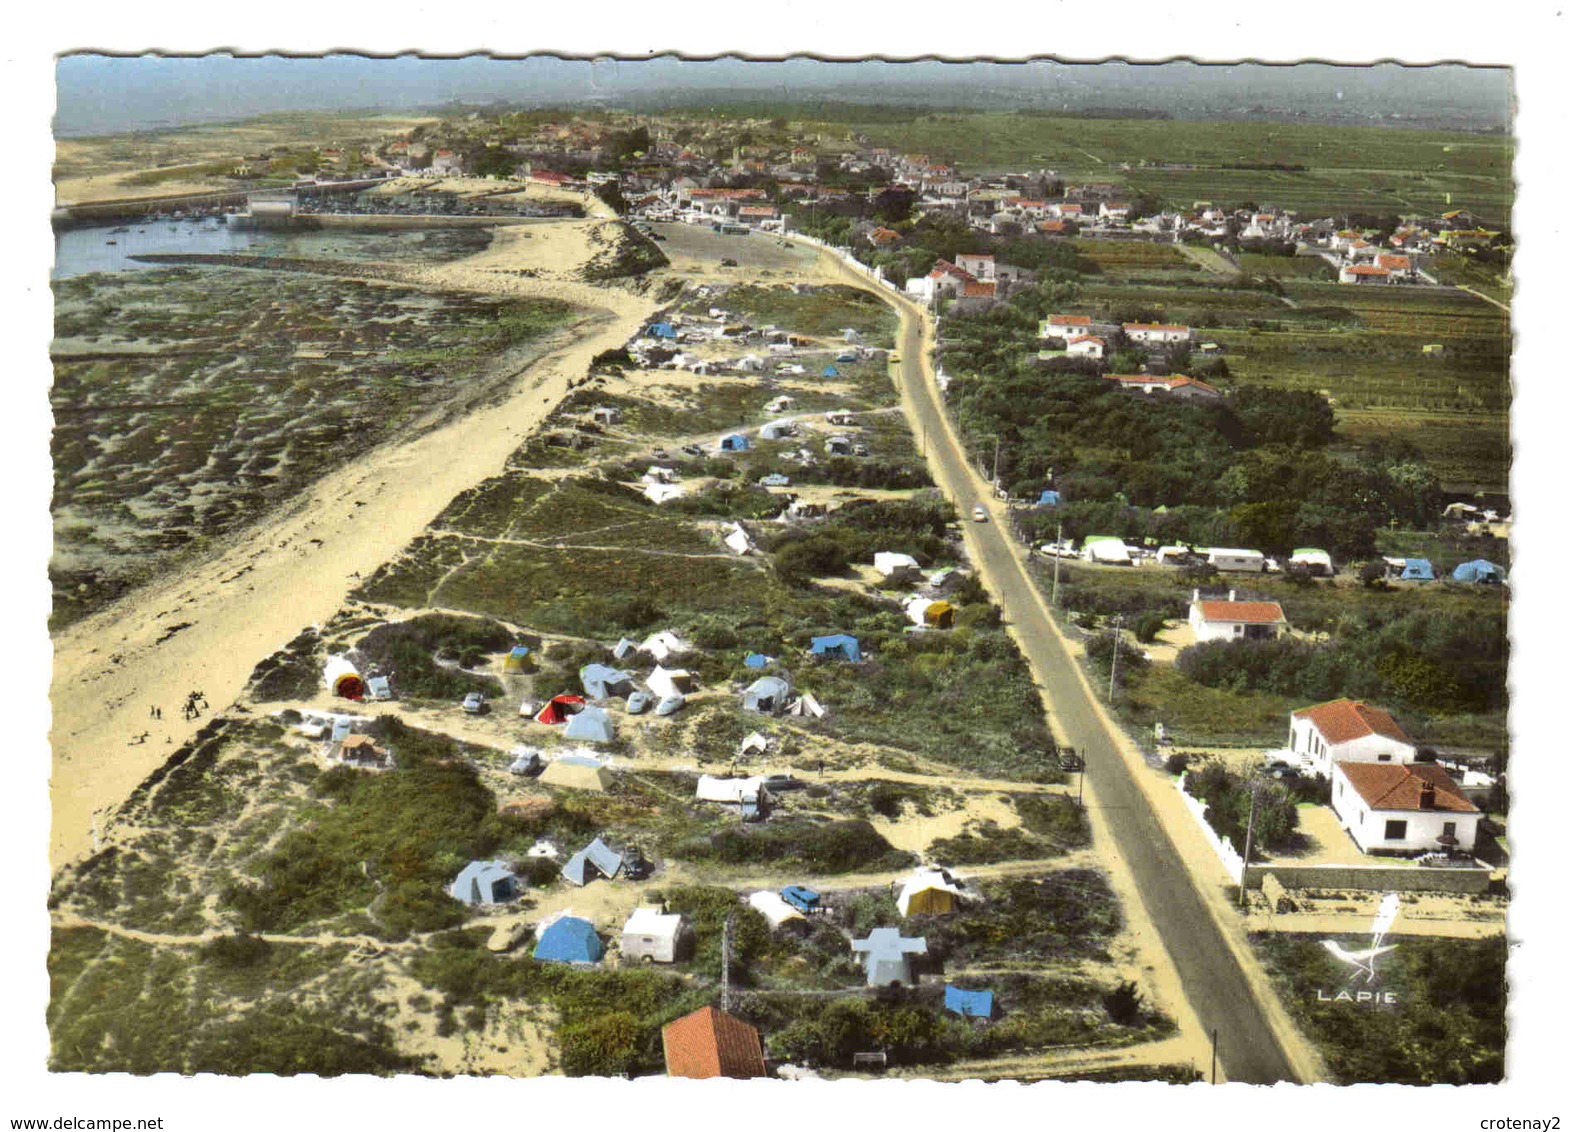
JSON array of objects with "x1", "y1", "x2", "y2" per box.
[{"x1": 1314, "y1": 892, "x2": 1401, "y2": 1006}]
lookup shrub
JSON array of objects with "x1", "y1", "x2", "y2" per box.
[
  {"x1": 1132, "y1": 611, "x2": 1167, "y2": 643},
  {"x1": 1103, "y1": 980, "x2": 1144, "y2": 1026}
]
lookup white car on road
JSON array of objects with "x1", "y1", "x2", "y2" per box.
[{"x1": 972, "y1": 506, "x2": 988, "y2": 522}]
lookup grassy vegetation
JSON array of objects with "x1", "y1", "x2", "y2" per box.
[
  {"x1": 1253, "y1": 933, "x2": 1505, "y2": 1084},
  {"x1": 354, "y1": 613, "x2": 517, "y2": 701},
  {"x1": 48, "y1": 928, "x2": 411, "y2": 1075},
  {"x1": 698, "y1": 283, "x2": 898, "y2": 346},
  {"x1": 49, "y1": 266, "x2": 580, "y2": 626}
]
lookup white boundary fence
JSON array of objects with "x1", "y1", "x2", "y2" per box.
[{"x1": 1175, "y1": 772, "x2": 1246, "y2": 882}]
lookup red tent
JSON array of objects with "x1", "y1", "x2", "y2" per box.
[{"x1": 534, "y1": 695, "x2": 586, "y2": 725}]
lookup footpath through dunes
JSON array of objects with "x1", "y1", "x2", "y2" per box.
[{"x1": 48, "y1": 220, "x2": 659, "y2": 870}]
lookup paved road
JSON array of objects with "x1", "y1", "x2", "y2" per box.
[{"x1": 882, "y1": 297, "x2": 1305, "y2": 1084}]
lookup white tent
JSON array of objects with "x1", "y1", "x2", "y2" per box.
[
  {"x1": 1080, "y1": 537, "x2": 1133, "y2": 565},
  {"x1": 642, "y1": 466, "x2": 677, "y2": 484},
  {"x1": 620, "y1": 907, "x2": 686, "y2": 963},
  {"x1": 739, "y1": 731, "x2": 770, "y2": 757},
  {"x1": 896, "y1": 868, "x2": 966, "y2": 917},
  {"x1": 647, "y1": 665, "x2": 696, "y2": 700},
  {"x1": 873, "y1": 552, "x2": 921, "y2": 579},
  {"x1": 696, "y1": 775, "x2": 767, "y2": 804},
  {"x1": 747, "y1": 890, "x2": 806, "y2": 928},
  {"x1": 644, "y1": 483, "x2": 688, "y2": 505},
  {"x1": 640, "y1": 631, "x2": 690, "y2": 661},
  {"x1": 759, "y1": 419, "x2": 796, "y2": 440},
  {"x1": 904, "y1": 596, "x2": 935, "y2": 628},
  {"x1": 723, "y1": 523, "x2": 756, "y2": 555},
  {"x1": 786, "y1": 692, "x2": 826, "y2": 719}
]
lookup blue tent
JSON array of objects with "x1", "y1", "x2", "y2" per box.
[
  {"x1": 563, "y1": 705, "x2": 615, "y2": 743},
  {"x1": 1452, "y1": 559, "x2": 1506, "y2": 584},
  {"x1": 719, "y1": 433, "x2": 751, "y2": 452},
  {"x1": 944, "y1": 986, "x2": 995, "y2": 1019},
  {"x1": 836, "y1": 352, "x2": 858, "y2": 363},
  {"x1": 743, "y1": 652, "x2": 772, "y2": 669},
  {"x1": 810, "y1": 634, "x2": 862, "y2": 663},
  {"x1": 1038, "y1": 490, "x2": 1061, "y2": 507},
  {"x1": 743, "y1": 675, "x2": 793, "y2": 713},
  {"x1": 1400, "y1": 558, "x2": 1436, "y2": 582},
  {"x1": 649, "y1": 321, "x2": 677, "y2": 339},
  {"x1": 580, "y1": 663, "x2": 634, "y2": 700},
  {"x1": 534, "y1": 916, "x2": 604, "y2": 963},
  {"x1": 822, "y1": 364, "x2": 840, "y2": 377},
  {"x1": 448, "y1": 860, "x2": 518, "y2": 906}
]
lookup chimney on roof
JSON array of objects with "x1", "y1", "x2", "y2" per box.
[{"x1": 1418, "y1": 780, "x2": 1437, "y2": 810}]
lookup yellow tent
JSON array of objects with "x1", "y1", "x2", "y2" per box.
[
  {"x1": 924, "y1": 601, "x2": 956, "y2": 629},
  {"x1": 503, "y1": 646, "x2": 535, "y2": 674},
  {"x1": 902, "y1": 886, "x2": 958, "y2": 916}
]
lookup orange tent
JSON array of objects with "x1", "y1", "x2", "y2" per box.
[{"x1": 534, "y1": 695, "x2": 586, "y2": 725}]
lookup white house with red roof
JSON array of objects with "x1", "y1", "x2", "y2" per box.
[
  {"x1": 1040, "y1": 313, "x2": 1093, "y2": 340},
  {"x1": 1375, "y1": 253, "x2": 1415, "y2": 279},
  {"x1": 1331, "y1": 761, "x2": 1480, "y2": 855},
  {"x1": 1099, "y1": 201, "x2": 1132, "y2": 221},
  {"x1": 1340, "y1": 264, "x2": 1393, "y2": 285},
  {"x1": 1289, "y1": 698, "x2": 1418, "y2": 778},
  {"x1": 954, "y1": 253, "x2": 996, "y2": 281},
  {"x1": 905, "y1": 260, "x2": 977, "y2": 304},
  {"x1": 1187, "y1": 589, "x2": 1288, "y2": 643},
  {"x1": 431, "y1": 149, "x2": 466, "y2": 176},
  {"x1": 1066, "y1": 335, "x2": 1106, "y2": 359}
]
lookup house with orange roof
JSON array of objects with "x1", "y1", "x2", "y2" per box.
[
  {"x1": 866, "y1": 226, "x2": 901, "y2": 247},
  {"x1": 1375, "y1": 253, "x2": 1414, "y2": 279},
  {"x1": 1289, "y1": 698, "x2": 1417, "y2": 777},
  {"x1": 1037, "y1": 219, "x2": 1069, "y2": 235},
  {"x1": 1102, "y1": 373, "x2": 1222, "y2": 401},
  {"x1": 1340, "y1": 263, "x2": 1393, "y2": 285},
  {"x1": 1066, "y1": 335, "x2": 1106, "y2": 359},
  {"x1": 1040, "y1": 313, "x2": 1093, "y2": 339},
  {"x1": 661, "y1": 1006, "x2": 768, "y2": 1079},
  {"x1": 1187, "y1": 589, "x2": 1287, "y2": 643},
  {"x1": 1331, "y1": 761, "x2": 1480, "y2": 855}
]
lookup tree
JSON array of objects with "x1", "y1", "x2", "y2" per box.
[
  {"x1": 558, "y1": 1011, "x2": 645, "y2": 1077},
  {"x1": 1103, "y1": 980, "x2": 1145, "y2": 1025}
]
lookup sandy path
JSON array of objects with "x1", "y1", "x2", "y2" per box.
[{"x1": 49, "y1": 221, "x2": 659, "y2": 868}]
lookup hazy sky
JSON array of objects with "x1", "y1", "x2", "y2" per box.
[{"x1": 54, "y1": 54, "x2": 1513, "y2": 137}]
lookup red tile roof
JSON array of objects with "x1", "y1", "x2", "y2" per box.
[
  {"x1": 662, "y1": 1006, "x2": 767, "y2": 1079},
  {"x1": 1376, "y1": 254, "x2": 1411, "y2": 270},
  {"x1": 1343, "y1": 265, "x2": 1392, "y2": 277},
  {"x1": 1123, "y1": 322, "x2": 1191, "y2": 333},
  {"x1": 1195, "y1": 600, "x2": 1286, "y2": 624},
  {"x1": 1047, "y1": 314, "x2": 1092, "y2": 326},
  {"x1": 962, "y1": 281, "x2": 997, "y2": 297},
  {"x1": 1068, "y1": 335, "x2": 1106, "y2": 347},
  {"x1": 1037, "y1": 220, "x2": 1068, "y2": 233},
  {"x1": 1293, "y1": 699, "x2": 1411, "y2": 746},
  {"x1": 1336, "y1": 761, "x2": 1478, "y2": 814}
]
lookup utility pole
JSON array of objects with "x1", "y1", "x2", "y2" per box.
[
  {"x1": 720, "y1": 912, "x2": 733, "y2": 1012},
  {"x1": 1051, "y1": 522, "x2": 1063, "y2": 607},
  {"x1": 1211, "y1": 1028, "x2": 1219, "y2": 1084},
  {"x1": 1108, "y1": 614, "x2": 1124, "y2": 701},
  {"x1": 1239, "y1": 780, "x2": 1262, "y2": 908},
  {"x1": 1077, "y1": 751, "x2": 1086, "y2": 809},
  {"x1": 991, "y1": 436, "x2": 1001, "y2": 496}
]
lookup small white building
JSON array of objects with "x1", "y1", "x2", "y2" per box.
[
  {"x1": 1039, "y1": 314, "x2": 1093, "y2": 340},
  {"x1": 1123, "y1": 322, "x2": 1193, "y2": 345},
  {"x1": 1331, "y1": 761, "x2": 1481, "y2": 855},
  {"x1": 1065, "y1": 335, "x2": 1106, "y2": 359},
  {"x1": 1187, "y1": 590, "x2": 1288, "y2": 643},
  {"x1": 620, "y1": 907, "x2": 688, "y2": 963},
  {"x1": 1289, "y1": 699, "x2": 1418, "y2": 778},
  {"x1": 954, "y1": 253, "x2": 996, "y2": 281}
]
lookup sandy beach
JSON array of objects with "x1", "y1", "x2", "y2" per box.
[{"x1": 48, "y1": 218, "x2": 658, "y2": 868}]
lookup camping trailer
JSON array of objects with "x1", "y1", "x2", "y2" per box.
[{"x1": 1206, "y1": 548, "x2": 1267, "y2": 573}]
